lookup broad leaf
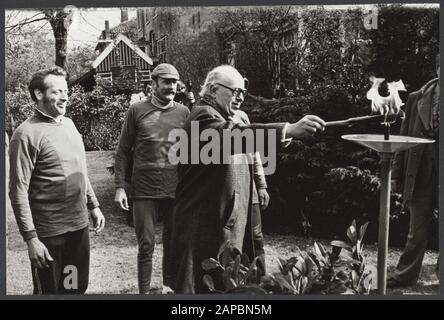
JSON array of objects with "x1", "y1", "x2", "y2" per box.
[
  {"x1": 359, "y1": 222, "x2": 369, "y2": 242},
  {"x1": 305, "y1": 254, "x2": 317, "y2": 276},
  {"x1": 347, "y1": 221, "x2": 358, "y2": 244},
  {"x1": 244, "y1": 257, "x2": 260, "y2": 283},
  {"x1": 277, "y1": 257, "x2": 286, "y2": 273},
  {"x1": 220, "y1": 246, "x2": 235, "y2": 268},
  {"x1": 314, "y1": 242, "x2": 327, "y2": 258},
  {"x1": 340, "y1": 254, "x2": 362, "y2": 265},
  {"x1": 274, "y1": 274, "x2": 295, "y2": 293},
  {"x1": 201, "y1": 258, "x2": 221, "y2": 271},
  {"x1": 232, "y1": 254, "x2": 241, "y2": 284},
  {"x1": 240, "y1": 265, "x2": 249, "y2": 273},
  {"x1": 336, "y1": 270, "x2": 349, "y2": 282},
  {"x1": 222, "y1": 267, "x2": 232, "y2": 284},
  {"x1": 240, "y1": 253, "x2": 250, "y2": 267},
  {"x1": 224, "y1": 277, "x2": 237, "y2": 291},
  {"x1": 351, "y1": 270, "x2": 359, "y2": 288},
  {"x1": 203, "y1": 274, "x2": 216, "y2": 292},
  {"x1": 217, "y1": 240, "x2": 230, "y2": 261},
  {"x1": 300, "y1": 277, "x2": 309, "y2": 294},
  {"x1": 330, "y1": 240, "x2": 352, "y2": 251},
  {"x1": 225, "y1": 284, "x2": 267, "y2": 294},
  {"x1": 329, "y1": 283, "x2": 350, "y2": 294},
  {"x1": 283, "y1": 257, "x2": 298, "y2": 274}
]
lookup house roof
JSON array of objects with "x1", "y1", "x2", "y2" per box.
[
  {"x1": 92, "y1": 33, "x2": 153, "y2": 69},
  {"x1": 69, "y1": 68, "x2": 96, "y2": 88}
]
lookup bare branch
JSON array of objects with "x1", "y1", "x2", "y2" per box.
[{"x1": 6, "y1": 17, "x2": 47, "y2": 33}]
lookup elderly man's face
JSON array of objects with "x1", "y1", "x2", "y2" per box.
[{"x1": 214, "y1": 72, "x2": 246, "y2": 115}]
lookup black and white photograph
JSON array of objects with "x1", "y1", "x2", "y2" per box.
[{"x1": 4, "y1": 3, "x2": 440, "y2": 296}]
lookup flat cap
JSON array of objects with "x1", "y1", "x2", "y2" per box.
[{"x1": 152, "y1": 63, "x2": 180, "y2": 80}]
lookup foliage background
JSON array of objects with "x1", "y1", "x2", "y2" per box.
[{"x1": 5, "y1": 5, "x2": 439, "y2": 247}]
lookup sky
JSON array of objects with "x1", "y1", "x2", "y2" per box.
[
  {"x1": 5, "y1": 8, "x2": 138, "y2": 49},
  {"x1": 5, "y1": 4, "x2": 439, "y2": 50}
]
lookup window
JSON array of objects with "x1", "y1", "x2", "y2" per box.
[
  {"x1": 157, "y1": 35, "x2": 168, "y2": 63},
  {"x1": 137, "y1": 10, "x2": 141, "y2": 29},
  {"x1": 149, "y1": 31, "x2": 156, "y2": 56}
]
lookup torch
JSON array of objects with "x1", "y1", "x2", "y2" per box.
[
  {"x1": 326, "y1": 77, "x2": 406, "y2": 136},
  {"x1": 366, "y1": 77, "x2": 406, "y2": 140},
  {"x1": 340, "y1": 77, "x2": 434, "y2": 294},
  {"x1": 325, "y1": 113, "x2": 400, "y2": 128}
]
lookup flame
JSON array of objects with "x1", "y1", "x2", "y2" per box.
[{"x1": 367, "y1": 76, "x2": 406, "y2": 116}]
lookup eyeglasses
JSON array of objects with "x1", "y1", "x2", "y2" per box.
[{"x1": 215, "y1": 83, "x2": 247, "y2": 98}]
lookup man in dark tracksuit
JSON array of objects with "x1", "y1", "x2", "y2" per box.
[
  {"x1": 389, "y1": 56, "x2": 439, "y2": 287},
  {"x1": 9, "y1": 67, "x2": 105, "y2": 294},
  {"x1": 114, "y1": 64, "x2": 189, "y2": 294}
]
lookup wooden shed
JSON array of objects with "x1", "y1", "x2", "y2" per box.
[{"x1": 70, "y1": 34, "x2": 153, "y2": 91}]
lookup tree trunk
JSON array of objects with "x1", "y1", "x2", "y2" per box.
[{"x1": 43, "y1": 10, "x2": 70, "y2": 71}]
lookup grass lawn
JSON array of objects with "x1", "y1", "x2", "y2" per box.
[{"x1": 6, "y1": 151, "x2": 439, "y2": 295}]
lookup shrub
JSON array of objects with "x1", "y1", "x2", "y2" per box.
[
  {"x1": 202, "y1": 220, "x2": 377, "y2": 294},
  {"x1": 242, "y1": 85, "x2": 437, "y2": 248},
  {"x1": 5, "y1": 78, "x2": 131, "y2": 152},
  {"x1": 67, "y1": 79, "x2": 131, "y2": 151},
  {"x1": 5, "y1": 87, "x2": 34, "y2": 137}
]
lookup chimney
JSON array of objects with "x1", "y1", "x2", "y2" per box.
[
  {"x1": 105, "y1": 20, "x2": 110, "y2": 39},
  {"x1": 121, "y1": 8, "x2": 128, "y2": 23}
]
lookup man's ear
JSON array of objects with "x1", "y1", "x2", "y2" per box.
[
  {"x1": 34, "y1": 89, "x2": 44, "y2": 101},
  {"x1": 209, "y1": 84, "x2": 218, "y2": 97},
  {"x1": 152, "y1": 79, "x2": 159, "y2": 90}
]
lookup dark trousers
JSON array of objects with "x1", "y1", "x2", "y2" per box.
[
  {"x1": 32, "y1": 227, "x2": 90, "y2": 294},
  {"x1": 252, "y1": 203, "x2": 266, "y2": 275},
  {"x1": 394, "y1": 192, "x2": 437, "y2": 284},
  {"x1": 394, "y1": 147, "x2": 438, "y2": 284},
  {"x1": 133, "y1": 198, "x2": 173, "y2": 293}
]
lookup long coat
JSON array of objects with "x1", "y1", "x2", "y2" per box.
[
  {"x1": 392, "y1": 78, "x2": 439, "y2": 204},
  {"x1": 170, "y1": 103, "x2": 287, "y2": 293}
]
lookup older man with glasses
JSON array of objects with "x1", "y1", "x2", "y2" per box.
[{"x1": 169, "y1": 65, "x2": 325, "y2": 293}]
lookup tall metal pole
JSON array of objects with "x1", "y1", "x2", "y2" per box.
[{"x1": 377, "y1": 152, "x2": 394, "y2": 294}]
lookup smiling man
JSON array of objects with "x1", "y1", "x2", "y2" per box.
[
  {"x1": 170, "y1": 65, "x2": 325, "y2": 293},
  {"x1": 114, "y1": 63, "x2": 190, "y2": 294},
  {"x1": 9, "y1": 66, "x2": 105, "y2": 294}
]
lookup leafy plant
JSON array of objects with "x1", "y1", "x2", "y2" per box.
[
  {"x1": 330, "y1": 220, "x2": 377, "y2": 294},
  {"x1": 201, "y1": 241, "x2": 267, "y2": 294},
  {"x1": 267, "y1": 221, "x2": 376, "y2": 295},
  {"x1": 202, "y1": 220, "x2": 377, "y2": 294}
]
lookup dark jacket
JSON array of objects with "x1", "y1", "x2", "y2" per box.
[
  {"x1": 392, "y1": 78, "x2": 439, "y2": 204},
  {"x1": 170, "y1": 103, "x2": 287, "y2": 293}
]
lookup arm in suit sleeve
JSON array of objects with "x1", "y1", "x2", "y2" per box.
[
  {"x1": 191, "y1": 107, "x2": 290, "y2": 155},
  {"x1": 392, "y1": 93, "x2": 415, "y2": 181}
]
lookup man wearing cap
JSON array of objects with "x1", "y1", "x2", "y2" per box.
[{"x1": 114, "y1": 63, "x2": 190, "y2": 294}]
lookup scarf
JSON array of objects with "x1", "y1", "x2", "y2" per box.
[{"x1": 151, "y1": 94, "x2": 174, "y2": 110}]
